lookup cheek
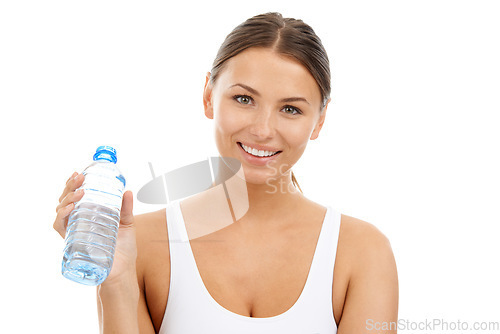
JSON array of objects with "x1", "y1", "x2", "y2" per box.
[
  {"x1": 214, "y1": 100, "x2": 247, "y2": 134},
  {"x1": 285, "y1": 122, "x2": 314, "y2": 148}
]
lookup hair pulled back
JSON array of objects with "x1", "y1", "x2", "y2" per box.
[{"x1": 210, "y1": 12, "x2": 332, "y2": 193}]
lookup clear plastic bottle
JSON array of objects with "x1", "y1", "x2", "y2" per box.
[{"x1": 61, "y1": 146, "x2": 126, "y2": 286}]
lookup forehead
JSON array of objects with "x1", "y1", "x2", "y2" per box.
[{"x1": 216, "y1": 48, "x2": 321, "y2": 104}]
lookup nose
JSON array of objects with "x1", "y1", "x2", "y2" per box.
[{"x1": 248, "y1": 108, "x2": 276, "y2": 139}]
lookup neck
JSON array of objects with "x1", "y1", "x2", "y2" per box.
[{"x1": 215, "y1": 163, "x2": 304, "y2": 225}]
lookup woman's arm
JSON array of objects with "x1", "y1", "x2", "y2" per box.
[
  {"x1": 337, "y1": 222, "x2": 399, "y2": 333},
  {"x1": 96, "y1": 270, "x2": 156, "y2": 333},
  {"x1": 97, "y1": 271, "x2": 140, "y2": 333}
]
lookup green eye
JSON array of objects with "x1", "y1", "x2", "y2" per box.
[
  {"x1": 234, "y1": 95, "x2": 253, "y2": 105},
  {"x1": 282, "y1": 106, "x2": 302, "y2": 115}
]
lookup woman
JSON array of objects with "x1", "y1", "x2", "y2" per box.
[{"x1": 54, "y1": 12, "x2": 398, "y2": 333}]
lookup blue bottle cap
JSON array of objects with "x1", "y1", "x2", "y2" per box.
[{"x1": 93, "y1": 146, "x2": 117, "y2": 163}]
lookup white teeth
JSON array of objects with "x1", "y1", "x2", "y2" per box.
[{"x1": 241, "y1": 143, "x2": 278, "y2": 157}]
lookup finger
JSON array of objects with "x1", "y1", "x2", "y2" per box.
[
  {"x1": 66, "y1": 171, "x2": 78, "y2": 185},
  {"x1": 53, "y1": 202, "x2": 75, "y2": 238},
  {"x1": 59, "y1": 173, "x2": 82, "y2": 203},
  {"x1": 119, "y1": 191, "x2": 134, "y2": 227},
  {"x1": 56, "y1": 188, "x2": 84, "y2": 213},
  {"x1": 59, "y1": 173, "x2": 85, "y2": 203}
]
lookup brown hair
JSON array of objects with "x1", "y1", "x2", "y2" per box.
[{"x1": 210, "y1": 12, "x2": 331, "y2": 193}]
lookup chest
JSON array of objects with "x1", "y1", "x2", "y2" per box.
[
  {"x1": 143, "y1": 211, "x2": 347, "y2": 331},
  {"x1": 190, "y1": 223, "x2": 322, "y2": 317}
]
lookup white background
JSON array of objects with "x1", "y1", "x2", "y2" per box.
[{"x1": 1, "y1": 0, "x2": 499, "y2": 333}]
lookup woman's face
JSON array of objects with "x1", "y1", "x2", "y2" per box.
[{"x1": 203, "y1": 47, "x2": 328, "y2": 186}]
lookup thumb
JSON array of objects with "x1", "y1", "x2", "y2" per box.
[{"x1": 120, "y1": 190, "x2": 134, "y2": 227}]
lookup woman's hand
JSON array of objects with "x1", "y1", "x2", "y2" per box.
[
  {"x1": 53, "y1": 171, "x2": 85, "y2": 239},
  {"x1": 53, "y1": 171, "x2": 138, "y2": 287}
]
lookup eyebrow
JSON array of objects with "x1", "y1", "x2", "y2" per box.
[{"x1": 228, "y1": 83, "x2": 310, "y2": 105}]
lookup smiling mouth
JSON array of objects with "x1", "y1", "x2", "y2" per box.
[{"x1": 237, "y1": 142, "x2": 282, "y2": 157}]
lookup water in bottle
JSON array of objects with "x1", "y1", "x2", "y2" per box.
[{"x1": 61, "y1": 146, "x2": 126, "y2": 286}]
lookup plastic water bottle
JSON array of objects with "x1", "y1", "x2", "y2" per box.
[{"x1": 61, "y1": 146, "x2": 126, "y2": 286}]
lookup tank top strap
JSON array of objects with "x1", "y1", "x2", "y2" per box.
[
  {"x1": 164, "y1": 199, "x2": 205, "y2": 316},
  {"x1": 166, "y1": 199, "x2": 187, "y2": 243},
  {"x1": 297, "y1": 205, "x2": 342, "y2": 309}
]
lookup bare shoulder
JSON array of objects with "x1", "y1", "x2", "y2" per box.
[
  {"x1": 334, "y1": 214, "x2": 396, "y2": 297},
  {"x1": 336, "y1": 214, "x2": 399, "y2": 331},
  {"x1": 134, "y1": 209, "x2": 170, "y2": 287},
  {"x1": 135, "y1": 208, "x2": 168, "y2": 230},
  {"x1": 135, "y1": 208, "x2": 169, "y2": 248},
  {"x1": 339, "y1": 214, "x2": 395, "y2": 267},
  {"x1": 340, "y1": 214, "x2": 388, "y2": 238},
  {"x1": 336, "y1": 214, "x2": 398, "y2": 298}
]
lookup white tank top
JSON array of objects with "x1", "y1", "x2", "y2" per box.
[{"x1": 159, "y1": 199, "x2": 341, "y2": 334}]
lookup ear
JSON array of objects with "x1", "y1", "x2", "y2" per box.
[
  {"x1": 203, "y1": 72, "x2": 214, "y2": 119},
  {"x1": 310, "y1": 98, "x2": 331, "y2": 140}
]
